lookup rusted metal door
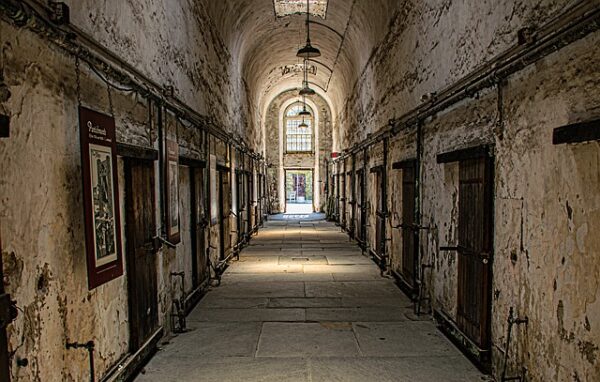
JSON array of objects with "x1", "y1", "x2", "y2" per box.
[
  {"x1": 401, "y1": 163, "x2": 417, "y2": 285},
  {"x1": 457, "y1": 157, "x2": 493, "y2": 349},
  {"x1": 125, "y1": 159, "x2": 158, "y2": 352},
  {"x1": 191, "y1": 167, "x2": 208, "y2": 288}
]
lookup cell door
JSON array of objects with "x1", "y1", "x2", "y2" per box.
[
  {"x1": 401, "y1": 163, "x2": 418, "y2": 286},
  {"x1": 349, "y1": 171, "x2": 356, "y2": 238},
  {"x1": 218, "y1": 170, "x2": 232, "y2": 260},
  {"x1": 0, "y1": 223, "x2": 11, "y2": 382},
  {"x1": 236, "y1": 171, "x2": 245, "y2": 238},
  {"x1": 248, "y1": 171, "x2": 254, "y2": 231},
  {"x1": 457, "y1": 157, "x2": 493, "y2": 349},
  {"x1": 191, "y1": 167, "x2": 208, "y2": 288},
  {"x1": 125, "y1": 159, "x2": 158, "y2": 352},
  {"x1": 340, "y1": 174, "x2": 346, "y2": 228},
  {"x1": 375, "y1": 169, "x2": 386, "y2": 256},
  {"x1": 356, "y1": 170, "x2": 366, "y2": 245}
]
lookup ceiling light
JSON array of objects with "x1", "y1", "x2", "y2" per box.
[
  {"x1": 296, "y1": 0, "x2": 321, "y2": 58},
  {"x1": 299, "y1": 120, "x2": 309, "y2": 129},
  {"x1": 299, "y1": 83, "x2": 316, "y2": 96}
]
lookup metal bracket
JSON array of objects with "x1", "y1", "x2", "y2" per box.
[{"x1": 154, "y1": 236, "x2": 177, "y2": 249}]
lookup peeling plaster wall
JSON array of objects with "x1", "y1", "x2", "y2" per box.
[
  {"x1": 363, "y1": 30, "x2": 600, "y2": 382},
  {"x1": 329, "y1": 1, "x2": 600, "y2": 380},
  {"x1": 338, "y1": 0, "x2": 576, "y2": 147},
  {"x1": 0, "y1": 21, "x2": 131, "y2": 381},
  {"x1": 67, "y1": 0, "x2": 252, "y2": 143},
  {"x1": 0, "y1": 2, "x2": 237, "y2": 378}
]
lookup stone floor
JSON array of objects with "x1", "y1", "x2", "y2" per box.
[{"x1": 136, "y1": 216, "x2": 488, "y2": 382}]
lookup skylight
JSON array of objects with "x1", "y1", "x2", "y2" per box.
[{"x1": 273, "y1": 0, "x2": 328, "y2": 19}]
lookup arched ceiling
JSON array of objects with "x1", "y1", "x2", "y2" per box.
[{"x1": 205, "y1": 0, "x2": 400, "y2": 123}]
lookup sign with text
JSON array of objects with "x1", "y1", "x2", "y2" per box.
[{"x1": 79, "y1": 106, "x2": 123, "y2": 289}]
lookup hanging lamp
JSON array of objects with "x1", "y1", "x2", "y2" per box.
[
  {"x1": 297, "y1": 0, "x2": 321, "y2": 58},
  {"x1": 299, "y1": 94, "x2": 311, "y2": 117},
  {"x1": 299, "y1": 58, "x2": 316, "y2": 97}
]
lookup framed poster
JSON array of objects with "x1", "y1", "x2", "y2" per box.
[
  {"x1": 210, "y1": 154, "x2": 218, "y2": 225},
  {"x1": 79, "y1": 106, "x2": 123, "y2": 289},
  {"x1": 165, "y1": 139, "x2": 180, "y2": 244}
]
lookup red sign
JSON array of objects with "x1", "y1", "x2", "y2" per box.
[
  {"x1": 330, "y1": 152, "x2": 340, "y2": 158},
  {"x1": 79, "y1": 106, "x2": 123, "y2": 289}
]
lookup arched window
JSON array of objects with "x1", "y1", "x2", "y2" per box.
[{"x1": 284, "y1": 102, "x2": 314, "y2": 153}]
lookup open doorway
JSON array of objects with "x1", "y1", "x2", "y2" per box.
[{"x1": 285, "y1": 169, "x2": 314, "y2": 214}]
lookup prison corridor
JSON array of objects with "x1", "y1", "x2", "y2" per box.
[{"x1": 136, "y1": 215, "x2": 486, "y2": 382}]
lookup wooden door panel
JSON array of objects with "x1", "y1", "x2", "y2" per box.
[
  {"x1": 0, "y1": 223, "x2": 11, "y2": 381},
  {"x1": 191, "y1": 167, "x2": 208, "y2": 288},
  {"x1": 375, "y1": 170, "x2": 385, "y2": 256},
  {"x1": 457, "y1": 157, "x2": 492, "y2": 349},
  {"x1": 401, "y1": 165, "x2": 417, "y2": 285},
  {"x1": 125, "y1": 160, "x2": 158, "y2": 352}
]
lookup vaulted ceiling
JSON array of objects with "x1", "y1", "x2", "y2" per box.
[{"x1": 205, "y1": 0, "x2": 400, "y2": 121}]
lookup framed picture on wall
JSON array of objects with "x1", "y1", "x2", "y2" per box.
[
  {"x1": 79, "y1": 106, "x2": 123, "y2": 290},
  {"x1": 165, "y1": 139, "x2": 180, "y2": 244}
]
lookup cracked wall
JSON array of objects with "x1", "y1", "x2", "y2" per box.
[
  {"x1": 0, "y1": 1, "x2": 246, "y2": 379},
  {"x1": 337, "y1": 18, "x2": 600, "y2": 382}
]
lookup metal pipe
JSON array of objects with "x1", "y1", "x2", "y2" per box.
[
  {"x1": 335, "y1": 1, "x2": 599, "y2": 158},
  {"x1": 66, "y1": 341, "x2": 95, "y2": 382},
  {"x1": 0, "y1": 0, "x2": 255, "y2": 153},
  {"x1": 501, "y1": 307, "x2": 529, "y2": 381}
]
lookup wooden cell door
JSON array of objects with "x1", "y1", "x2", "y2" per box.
[
  {"x1": 125, "y1": 159, "x2": 158, "y2": 352},
  {"x1": 374, "y1": 169, "x2": 386, "y2": 257},
  {"x1": 457, "y1": 157, "x2": 493, "y2": 349},
  {"x1": 401, "y1": 163, "x2": 418, "y2": 286},
  {"x1": 248, "y1": 170, "x2": 254, "y2": 231},
  {"x1": 190, "y1": 167, "x2": 208, "y2": 289},
  {"x1": 0, "y1": 223, "x2": 12, "y2": 382},
  {"x1": 218, "y1": 169, "x2": 231, "y2": 260},
  {"x1": 340, "y1": 173, "x2": 346, "y2": 229},
  {"x1": 356, "y1": 170, "x2": 366, "y2": 246},
  {"x1": 349, "y1": 171, "x2": 356, "y2": 238},
  {"x1": 236, "y1": 171, "x2": 245, "y2": 239}
]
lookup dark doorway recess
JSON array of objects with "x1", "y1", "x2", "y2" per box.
[
  {"x1": 457, "y1": 156, "x2": 494, "y2": 352},
  {"x1": 356, "y1": 169, "x2": 366, "y2": 248},
  {"x1": 392, "y1": 160, "x2": 418, "y2": 292},
  {"x1": 218, "y1": 167, "x2": 232, "y2": 261},
  {"x1": 0, "y1": 223, "x2": 12, "y2": 382},
  {"x1": 190, "y1": 166, "x2": 208, "y2": 291},
  {"x1": 124, "y1": 158, "x2": 159, "y2": 352},
  {"x1": 371, "y1": 165, "x2": 386, "y2": 261}
]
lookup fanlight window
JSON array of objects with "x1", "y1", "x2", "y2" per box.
[{"x1": 285, "y1": 102, "x2": 313, "y2": 153}]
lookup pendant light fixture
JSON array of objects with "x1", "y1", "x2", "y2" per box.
[
  {"x1": 299, "y1": 58, "x2": 316, "y2": 97},
  {"x1": 297, "y1": 0, "x2": 321, "y2": 59},
  {"x1": 299, "y1": 95, "x2": 311, "y2": 117}
]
